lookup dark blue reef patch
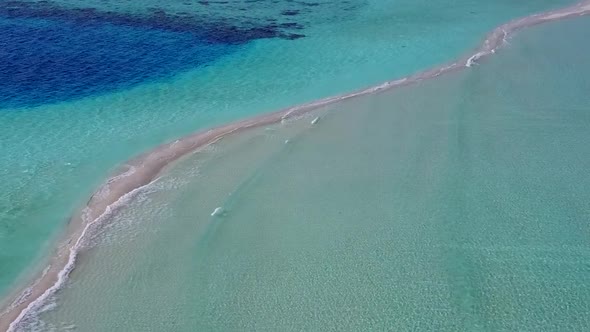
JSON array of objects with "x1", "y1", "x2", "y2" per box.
[
  {"x1": 0, "y1": 0, "x2": 368, "y2": 109},
  {"x1": 0, "y1": 15, "x2": 240, "y2": 109},
  {"x1": 281, "y1": 9, "x2": 300, "y2": 16},
  {"x1": 0, "y1": 0, "x2": 311, "y2": 109},
  {"x1": 0, "y1": 1, "x2": 304, "y2": 44}
]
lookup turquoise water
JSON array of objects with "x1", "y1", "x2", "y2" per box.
[
  {"x1": 33, "y1": 16, "x2": 590, "y2": 331},
  {"x1": 0, "y1": 0, "x2": 575, "y2": 301}
]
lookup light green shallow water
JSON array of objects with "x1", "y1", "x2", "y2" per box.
[
  {"x1": 35, "y1": 16, "x2": 590, "y2": 331},
  {"x1": 0, "y1": 0, "x2": 574, "y2": 299}
]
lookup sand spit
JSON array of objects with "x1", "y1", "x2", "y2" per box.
[{"x1": 2, "y1": 1, "x2": 590, "y2": 330}]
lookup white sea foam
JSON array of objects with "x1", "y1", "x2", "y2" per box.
[
  {"x1": 501, "y1": 29, "x2": 510, "y2": 45},
  {"x1": 38, "y1": 301, "x2": 56, "y2": 314},
  {"x1": 7, "y1": 180, "x2": 158, "y2": 332},
  {"x1": 85, "y1": 183, "x2": 162, "y2": 249},
  {"x1": 1, "y1": 266, "x2": 51, "y2": 320},
  {"x1": 466, "y1": 51, "x2": 485, "y2": 67},
  {"x1": 61, "y1": 324, "x2": 77, "y2": 331},
  {"x1": 211, "y1": 207, "x2": 224, "y2": 217},
  {"x1": 4, "y1": 289, "x2": 31, "y2": 315},
  {"x1": 93, "y1": 165, "x2": 137, "y2": 200}
]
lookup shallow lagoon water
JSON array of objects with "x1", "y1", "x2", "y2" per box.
[
  {"x1": 0, "y1": 0, "x2": 575, "y2": 301},
  {"x1": 33, "y1": 16, "x2": 590, "y2": 331}
]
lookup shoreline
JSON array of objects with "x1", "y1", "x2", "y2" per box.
[{"x1": 2, "y1": 1, "x2": 590, "y2": 330}]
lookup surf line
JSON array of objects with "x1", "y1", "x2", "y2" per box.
[{"x1": 2, "y1": 1, "x2": 590, "y2": 330}]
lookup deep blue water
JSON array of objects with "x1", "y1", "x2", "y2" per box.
[
  {"x1": 0, "y1": 16, "x2": 240, "y2": 109},
  {"x1": 0, "y1": 0, "x2": 316, "y2": 109},
  {"x1": 0, "y1": 0, "x2": 371, "y2": 109}
]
